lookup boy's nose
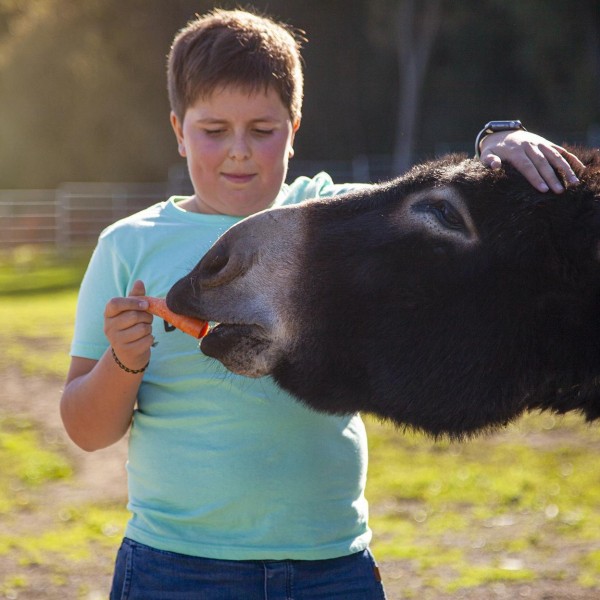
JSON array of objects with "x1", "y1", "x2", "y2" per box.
[{"x1": 228, "y1": 135, "x2": 251, "y2": 160}]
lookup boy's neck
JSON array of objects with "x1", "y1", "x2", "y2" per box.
[
  {"x1": 178, "y1": 195, "x2": 240, "y2": 217},
  {"x1": 178, "y1": 196, "x2": 203, "y2": 213}
]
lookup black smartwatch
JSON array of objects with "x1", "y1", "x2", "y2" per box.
[{"x1": 475, "y1": 120, "x2": 527, "y2": 158}]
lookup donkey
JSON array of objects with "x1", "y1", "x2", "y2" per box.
[{"x1": 167, "y1": 149, "x2": 600, "y2": 438}]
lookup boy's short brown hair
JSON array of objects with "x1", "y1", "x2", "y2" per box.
[{"x1": 167, "y1": 9, "x2": 304, "y2": 124}]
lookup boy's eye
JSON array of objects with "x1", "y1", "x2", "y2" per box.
[
  {"x1": 253, "y1": 129, "x2": 274, "y2": 136},
  {"x1": 204, "y1": 129, "x2": 225, "y2": 136}
]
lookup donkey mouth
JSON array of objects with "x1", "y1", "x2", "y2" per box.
[{"x1": 200, "y1": 323, "x2": 271, "y2": 363}]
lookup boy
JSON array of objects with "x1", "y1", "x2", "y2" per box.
[{"x1": 60, "y1": 9, "x2": 581, "y2": 599}]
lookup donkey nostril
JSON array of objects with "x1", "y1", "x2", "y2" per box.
[
  {"x1": 197, "y1": 244, "x2": 247, "y2": 289},
  {"x1": 202, "y1": 251, "x2": 229, "y2": 277}
]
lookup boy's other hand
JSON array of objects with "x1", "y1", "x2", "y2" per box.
[{"x1": 480, "y1": 130, "x2": 584, "y2": 194}]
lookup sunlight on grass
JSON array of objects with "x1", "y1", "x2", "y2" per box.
[
  {"x1": 0, "y1": 502, "x2": 129, "y2": 600},
  {"x1": 579, "y1": 549, "x2": 600, "y2": 588},
  {"x1": 0, "y1": 245, "x2": 87, "y2": 377},
  {"x1": 445, "y1": 564, "x2": 536, "y2": 592},
  {"x1": 0, "y1": 415, "x2": 72, "y2": 514},
  {"x1": 0, "y1": 246, "x2": 90, "y2": 294},
  {"x1": 0, "y1": 289, "x2": 78, "y2": 377},
  {"x1": 0, "y1": 408, "x2": 126, "y2": 598},
  {"x1": 0, "y1": 504, "x2": 128, "y2": 566},
  {"x1": 365, "y1": 413, "x2": 600, "y2": 593}
]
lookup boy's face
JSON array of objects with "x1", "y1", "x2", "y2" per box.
[{"x1": 171, "y1": 86, "x2": 299, "y2": 217}]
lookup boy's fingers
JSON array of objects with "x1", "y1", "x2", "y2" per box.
[
  {"x1": 116, "y1": 322, "x2": 154, "y2": 345},
  {"x1": 480, "y1": 153, "x2": 502, "y2": 170},
  {"x1": 541, "y1": 146, "x2": 582, "y2": 185},
  {"x1": 104, "y1": 311, "x2": 153, "y2": 357},
  {"x1": 110, "y1": 330, "x2": 154, "y2": 371},
  {"x1": 129, "y1": 279, "x2": 147, "y2": 298},
  {"x1": 523, "y1": 145, "x2": 565, "y2": 193},
  {"x1": 563, "y1": 150, "x2": 585, "y2": 173},
  {"x1": 104, "y1": 296, "x2": 150, "y2": 318},
  {"x1": 482, "y1": 149, "x2": 550, "y2": 192},
  {"x1": 525, "y1": 144, "x2": 583, "y2": 193},
  {"x1": 501, "y1": 149, "x2": 550, "y2": 193}
]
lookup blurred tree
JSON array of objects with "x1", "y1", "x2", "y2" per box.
[
  {"x1": 0, "y1": 0, "x2": 31, "y2": 45},
  {"x1": 368, "y1": 0, "x2": 442, "y2": 174},
  {"x1": 278, "y1": 0, "x2": 369, "y2": 162},
  {"x1": 494, "y1": 0, "x2": 600, "y2": 132},
  {"x1": 0, "y1": 0, "x2": 217, "y2": 187},
  {"x1": 0, "y1": 0, "x2": 597, "y2": 188},
  {"x1": 420, "y1": 0, "x2": 600, "y2": 154}
]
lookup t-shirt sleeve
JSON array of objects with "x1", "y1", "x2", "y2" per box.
[{"x1": 70, "y1": 232, "x2": 132, "y2": 360}]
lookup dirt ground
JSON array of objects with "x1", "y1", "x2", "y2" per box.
[{"x1": 1, "y1": 370, "x2": 599, "y2": 600}]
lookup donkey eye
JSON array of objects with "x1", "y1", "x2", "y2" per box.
[{"x1": 429, "y1": 201, "x2": 465, "y2": 230}]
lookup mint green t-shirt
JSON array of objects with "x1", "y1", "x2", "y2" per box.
[{"x1": 71, "y1": 173, "x2": 373, "y2": 560}]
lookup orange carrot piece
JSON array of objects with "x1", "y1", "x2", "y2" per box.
[{"x1": 141, "y1": 296, "x2": 209, "y2": 339}]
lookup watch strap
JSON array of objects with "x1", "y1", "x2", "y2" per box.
[{"x1": 475, "y1": 120, "x2": 527, "y2": 158}]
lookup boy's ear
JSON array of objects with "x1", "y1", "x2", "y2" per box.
[
  {"x1": 289, "y1": 118, "x2": 301, "y2": 158},
  {"x1": 170, "y1": 111, "x2": 186, "y2": 157}
]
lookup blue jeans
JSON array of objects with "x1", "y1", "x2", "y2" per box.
[{"x1": 110, "y1": 538, "x2": 387, "y2": 599}]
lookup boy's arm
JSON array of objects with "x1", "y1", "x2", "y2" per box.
[
  {"x1": 60, "y1": 280, "x2": 154, "y2": 452},
  {"x1": 479, "y1": 129, "x2": 584, "y2": 194}
]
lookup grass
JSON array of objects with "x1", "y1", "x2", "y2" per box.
[
  {"x1": 0, "y1": 248, "x2": 129, "y2": 597},
  {"x1": 0, "y1": 503, "x2": 128, "y2": 565},
  {"x1": 1, "y1": 249, "x2": 599, "y2": 597},
  {"x1": 365, "y1": 414, "x2": 600, "y2": 592},
  {"x1": 0, "y1": 412, "x2": 125, "y2": 597},
  {"x1": 0, "y1": 245, "x2": 90, "y2": 295},
  {"x1": 0, "y1": 245, "x2": 89, "y2": 376},
  {"x1": 0, "y1": 288, "x2": 78, "y2": 377},
  {"x1": 0, "y1": 414, "x2": 72, "y2": 514},
  {"x1": 0, "y1": 497, "x2": 128, "y2": 599}
]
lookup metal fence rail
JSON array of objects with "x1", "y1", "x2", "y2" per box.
[
  {"x1": 0, "y1": 189, "x2": 58, "y2": 246},
  {"x1": 0, "y1": 182, "x2": 168, "y2": 250},
  {"x1": 0, "y1": 158, "x2": 372, "y2": 250}
]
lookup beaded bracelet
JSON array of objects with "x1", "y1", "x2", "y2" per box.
[{"x1": 111, "y1": 347, "x2": 149, "y2": 374}]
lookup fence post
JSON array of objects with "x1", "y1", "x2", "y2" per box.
[{"x1": 55, "y1": 186, "x2": 70, "y2": 255}]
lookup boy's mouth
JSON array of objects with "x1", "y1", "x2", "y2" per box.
[{"x1": 222, "y1": 172, "x2": 256, "y2": 185}]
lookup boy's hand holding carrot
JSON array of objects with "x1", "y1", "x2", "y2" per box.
[
  {"x1": 103, "y1": 280, "x2": 154, "y2": 373},
  {"x1": 103, "y1": 280, "x2": 209, "y2": 374}
]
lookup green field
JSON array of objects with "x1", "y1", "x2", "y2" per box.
[{"x1": 1, "y1": 250, "x2": 599, "y2": 598}]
